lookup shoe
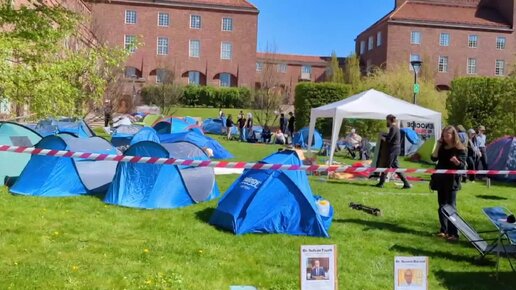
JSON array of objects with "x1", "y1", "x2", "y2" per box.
[
  {"x1": 402, "y1": 184, "x2": 412, "y2": 189},
  {"x1": 435, "y1": 232, "x2": 447, "y2": 238},
  {"x1": 446, "y1": 235, "x2": 459, "y2": 242},
  {"x1": 375, "y1": 183, "x2": 384, "y2": 188}
]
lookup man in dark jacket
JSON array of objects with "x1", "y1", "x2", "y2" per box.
[
  {"x1": 287, "y1": 112, "x2": 295, "y2": 144},
  {"x1": 375, "y1": 114, "x2": 411, "y2": 189}
]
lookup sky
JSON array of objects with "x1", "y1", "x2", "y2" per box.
[{"x1": 249, "y1": 0, "x2": 395, "y2": 57}]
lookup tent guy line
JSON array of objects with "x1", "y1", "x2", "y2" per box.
[{"x1": 1, "y1": 144, "x2": 515, "y2": 175}]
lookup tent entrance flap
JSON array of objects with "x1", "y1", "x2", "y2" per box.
[{"x1": 179, "y1": 167, "x2": 216, "y2": 203}]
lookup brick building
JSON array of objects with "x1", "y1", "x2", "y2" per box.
[
  {"x1": 356, "y1": 0, "x2": 515, "y2": 88},
  {"x1": 255, "y1": 52, "x2": 331, "y2": 103},
  {"x1": 90, "y1": 0, "x2": 258, "y2": 94}
]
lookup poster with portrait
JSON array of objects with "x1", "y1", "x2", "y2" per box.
[
  {"x1": 394, "y1": 256, "x2": 428, "y2": 290},
  {"x1": 300, "y1": 245, "x2": 337, "y2": 290}
]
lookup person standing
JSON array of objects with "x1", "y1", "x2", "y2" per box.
[
  {"x1": 103, "y1": 100, "x2": 112, "y2": 127},
  {"x1": 466, "y1": 129, "x2": 480, "y2": 182},
  {"x1": 238, "y1": 112, "x2": 246, "y2": 142},
  {"x1": 279, "y1": 113, "x2": 287, "y2": 135},
  {"x1": 225, "y1": 114, "x2": 234, "y2": 140},
  {"x1": 245, "y1": 112, "x2": 253, "y2": 139},
  {"x1": 287, "y1": 112, "x2": 295, "y2": 144},
  {"x1": 375, "y1": 114, "x2": 411, "y2": 189},
  {"x1": 431, "y1": 125, "x2": 467, "y2": 241},
  {"x1": 475, "y1": 125, "x2": 488, "y2": 171}
]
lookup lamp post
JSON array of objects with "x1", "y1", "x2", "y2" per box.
[{"x1": 410, "y1": 60, "x2": 422, "y2": 104}]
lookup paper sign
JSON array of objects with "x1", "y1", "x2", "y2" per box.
[
  {"x1": 300, "y1": 245, "x2": 337, "y2": 290},
  {"x1": 394, "y1": 256, "x2": 428, "y2": 290}
]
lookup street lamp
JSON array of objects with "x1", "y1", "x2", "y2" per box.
[{"x1": 410, "y1": 60, "x2": 422, "y2": 104}]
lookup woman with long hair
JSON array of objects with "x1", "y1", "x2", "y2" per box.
[{"x1": 431, "y1": 125, "x2": 467, "y2": 241}]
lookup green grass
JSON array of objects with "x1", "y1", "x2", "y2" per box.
[
  {"x1": 0, "y1": 134, "x2": 515, "y2": 289},
  {"x1": 170, "y1": 107, "x2": 248, "y2": 120}
]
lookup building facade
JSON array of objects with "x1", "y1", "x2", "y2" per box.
[
  {"x1": 90, "y1": 0, "x2": 258, "y2": 93},
  {"x1": 255, "y1": 52, "x2": 331, "y2": 103},
  {"x1": 356, "y1": 0, "x2": 515, "y2": 88}
]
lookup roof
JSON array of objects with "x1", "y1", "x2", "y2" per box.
[
  {"x1": 390, "y1": 1, "x2": 511, "y2": 29},
  {"x1": 107, "y1": 0, "x2": 258, "y2": 12},
  {"x1": 175, "y1": 0, "x2": 256, "y2": 9},
  {"x1": 256, "y1": 52, "x2": 329, "y2": 66}
]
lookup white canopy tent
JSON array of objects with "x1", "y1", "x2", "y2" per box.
[{"x1": 307, "y1": 89, "x2": 442, "y2": 164}]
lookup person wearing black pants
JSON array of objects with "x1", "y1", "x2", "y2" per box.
[
  {"x1": 475, "y1": 125, "x2": 488, "y2": 172},
  {"x1": 375, "y1": 114, "x2": 411, "y2": 189},
  {"x1": 431, "y1": 125, "x2": 467, "y2": 242}
]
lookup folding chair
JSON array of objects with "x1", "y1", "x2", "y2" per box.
[{"x1": 441, "y1": 205, "x2": 516, "y2": 274}]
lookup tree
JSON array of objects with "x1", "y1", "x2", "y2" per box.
[
  {"x1": 0, "y1": 2, "x2": 128, "y2": 118},
  {"x1": 343, "y1": 53, "x2": 361, "y2": 90},
  {"x1": 328, "y1": 51, "x2": 344, "y2": 83}
]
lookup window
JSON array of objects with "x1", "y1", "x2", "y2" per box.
[
  {"x1": 468, "y1": 35, "x2": 478, "y2": 48},
  {"x1": 377, "y1": 31, "x2": 382, "y2": 47},
  {"x1": 222, "y1": 17, "x2": 233, "y2": 31},
  {"x1": 157, "y1": 37, "x2": 168, "y2": 55},
  {"x1": 125, "y1": 67, "x2": 136, "y2": 78},
  {"x1": 124, "y1": 35, "x2": 136, "y2": 53},
  {"x1": 220, "y1": 73, "x2": 231, "y2": 87},
  {"x1": 438, "y1": 56, "x2": 448, "y2": 72},
  {"x1": 368, "y1": 36, "x2": 374, "y2": 50},
  {"x1": 409, "y1": 53, "x2": 421, "y2": 70},
  {"x1": 188, "y1": 71, "x2": 200, "y2": 85},
  {"x1": 190, "y1": 15, "x2": 201, "y2": 29},
  {"x1": 410, "y1": 31, "x2": 421, "y2": 44},
  {"x1": 158, "y1": 12, "x2": 169, "y2": 27},
  {"x1": 366, "y1": 59, "x2": 372, "y2": 74},
  {"x1": 360, "y1": 41, "x2": 366, "y2": 54},
  {"x1": 156, "y1": 69, "x2": 169, "y2": 83},
  {"x1": 189, "y1": 40, "x2": 200, "y2": 57},
  {"x1": 302, "y1": 65, "x2": 312, "y2": 74},
  {"x1": 256, "y1": 62, "x2": 263, "y2": 72},
  {"x1": 125, "y1": 10, "x2": 136, "y2": 24},
  {"x1": 277, "y1": 63, "x2": 287, "y2": 73},
  {"x1": 496, "y1": 36, "x2": 506, "y2": 49},
  {"x1": 467, "y1": 58, "x2": 477, "y2": 74},
  {"x1": 495, "y1": 60, "x2": 505, "y2": 76},
  {"x1": 440, "y1": 33, "x2": 450, "y2": 46},
  {"x1": 221, "y1": 42, "x2": 232, "y2": 60}
]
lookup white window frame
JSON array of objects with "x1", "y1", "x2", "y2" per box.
[
  {"x1": 302, "y1": 65, "x2": 312, "y2": 74},
  {"x1": 377, "y1": 31, "x2": 382, "y2": 47},
  {"x1": 188, "y1": 71, "x2": 200, "y2": 85},
  {"x1": 222, "y1": 17, "x2": 233, "y2": 31},
  {"x1": 360, "y1": 41, "x2": 366, "y2": 54},
  {"x1": 468, "y1": 35, "x2": 478, "y2": 48},
  {"x1": 409, "y1": 53, "x2": 421, "y2": 70},
  {"x1": 125, "y1": 10, "x2": 136, "y2": 24},
  {"x1": 220, "y1": 42, "x2": 232, "y2": 60},
  {"x1": 410, "y1": 31, "x2": 421, "y2": 45},
  {"x1": 440, "y1": 33, "x2": 450, "y2": 46},
  {"x1": 157, "y1": 37, "x2": 168, "y2": 55},
  {"x1": 124, "y1": 35, "x2": 136, "y2": 53},
  {"x1": 277, "y1": 63, "x2": 287, "y2": 73},
  {"x1": 496, "y1": 36, "x2": 506, "y2": 50},
  {"x1": 190, "y1": 15, "x2": 201, "y2": 29},
  {"x1": 189, "y1": 40, "x2": 200, "y2": 58},
  {"x1": 467, "y1": 58, "x2": 477, "y2": 74},
  {"x1": 220, "y1": 73, "x2": 231, "y2": 87},
  {"x1": 256, "y1": 62, "x2": 263, "y2": 72},
  {"x1": 495, "y1": 59, "x2": 505, "y2": 76},
  {"x1": 368, "y1": 36, "x2": 374, "y2": 51},
  {"x1": 158, "y1": 12, "x2": 169, "y2": 27},
  {"x1": 438, "y1": 56, "x2": 448, "y2": 73}
]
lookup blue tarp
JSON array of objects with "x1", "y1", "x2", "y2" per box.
[
  {"x1": 159, "y1": 131, "x2": 233, "y2": 159},
  {"x1": 210, "y1": 150, "x2": 333, "y2": 237},
  {"x1": 10, "y1": 135, "x2": 118, "y2": 196},
  {"x1": 35, "y1": 118, "x2": 95, "y2": 138},
  {"x1": 293, "y1": 127, "x2": 323, "y2": 150},
  {"x1": 105, "y1": 140, "x2": 220, "y2": 209}
]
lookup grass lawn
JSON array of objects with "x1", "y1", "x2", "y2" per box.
[{"x1": 0, "y1": 134, "x2": 515, "y2": 289}]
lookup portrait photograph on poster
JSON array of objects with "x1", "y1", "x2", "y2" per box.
[
  {"x1": 300, "y1": 245, "x2": 337, "y2": 290},
  {"x1": 394, "y1": 256, "x2": 428, "y2": 290}
]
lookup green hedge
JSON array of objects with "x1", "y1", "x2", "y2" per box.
[
  {"x1": 447, "y1": 77, "x2": 516, "y2": 140},
  {"x1": 294, "y1": 82, "x2": 351, "y2": 136}
]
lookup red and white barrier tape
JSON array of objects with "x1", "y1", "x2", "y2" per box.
[{"x1": 1, "y1": 145, "x2": 515, "y2": 175}]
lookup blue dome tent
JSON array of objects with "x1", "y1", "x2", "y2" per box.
[
  {"x1": 0, "y1": 122, "x2": 42, "y2": 183},
  {"x1": 159, "y1": 131, "x2": 233, "y2": 159},
  {"x1": 105, "y1": 140, "x2": 220, "y2": 209},
  {"x1": 487, "y1": 136, "x2": 516, "y2": 182},
  {"x1": 292, "y1": 127, "x2": 323, "y2": 150},
  {"x1": 184, "y1": 116, "x2": 198, "y2": 125},
  {"x1": 210, "y1": 150, "x2": 333, "y2": 237},
  {"x1": 35, "y1": 118, "x2": 95, "y2": 138},
  {"x1": 202, "y1": 118, "x2": 238, "y2": 136},
  {"x1": 153, "y1": 117, "x2": 190, "y2": 134},
  {"x1": 111, "y1": 124, "x2": 144, "y2": 147},
  {"x1": 10, "y1": 135, "x2": 118, "y2": 196}
]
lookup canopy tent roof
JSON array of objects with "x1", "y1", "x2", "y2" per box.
[{"x1": 308, "y1": 89, "x2": 442, "y2": 164}]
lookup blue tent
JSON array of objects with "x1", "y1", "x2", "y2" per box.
[
  {"x1": 202, "y1": 118, "x2": 238, "y2": 136},
  {"x1": 292, "y1": 127, "x2": 323, "y2": 150},
  {"x1": 10, "y1": 135, "x2": 118, "y2": 196},
  {"x1": 153, "y1": 117, "x2": 190, "y2": 134},
  {"x1": 105, "y1": 140, "x2": 220, "y2": 209},
  {"x1": 0, "y1": 122, "x2": 42, "y2": 183},
  {"x1": 159, "y1": 131, "x2": 233, "y2": 159},
  {"x1": 184, "y1": 116, "x2": 198, "y2": 125},
  {"x1": 210, "y1": 150, "x2": 333, "y2": 237},
  {"x1": 35, "y1": 118, "x2": 95, "y2": 138},
  {"x1": 487, "y1": 136, "x2": 516, "y2": 182},
  {"x1": 111, "y1": 125, "x2": 144, "y2": 147}
]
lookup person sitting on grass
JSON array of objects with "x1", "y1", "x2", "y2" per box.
[
  {"x1": 273, "y1": 129, "x2": 286, "y2": 145},
  {"x1": 261, "y1": 126, "x2": 272, "y2": 144}
]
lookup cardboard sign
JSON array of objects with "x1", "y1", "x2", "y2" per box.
[
  {"x1": 394, "y1": 256, "x2": 428, "y2": 290},
  {"x1": 300, "y1": 245, "x2": 337, "y2": 290}
]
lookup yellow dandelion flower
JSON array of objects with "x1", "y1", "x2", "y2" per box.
[
  {"x1": 143, "y1": 248, "x2": 149, "y2": 253},
  {"x1": 145, "y1": 279, "x2": 152, "y2": 285},
  {"x1": 54, "y1": 231, "x2": 59, "y2": 236},
  {"x1": 72, "y1": 265, "x2": 79, "y2": 271}
]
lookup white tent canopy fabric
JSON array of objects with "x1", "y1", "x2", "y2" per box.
[{"x1": 307, "y1": 89, "x2": 442, "y2": 164}]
